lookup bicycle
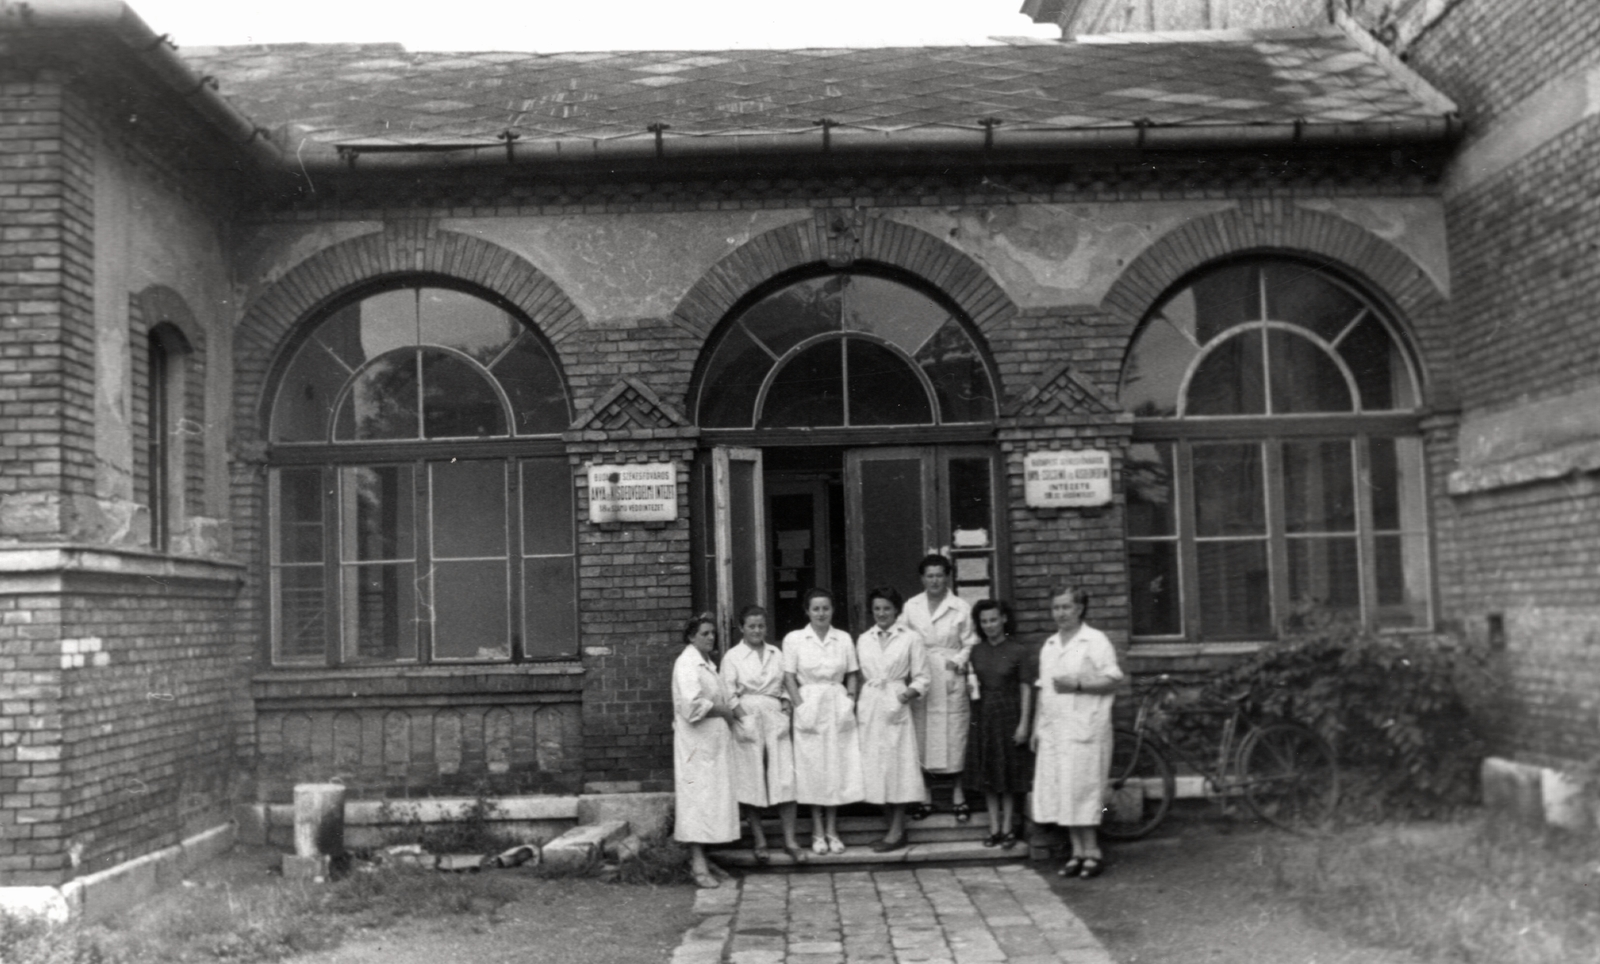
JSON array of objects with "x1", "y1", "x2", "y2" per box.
[{"x1": 1100, "y1": 674, "x2": 1339, "y2": 839}]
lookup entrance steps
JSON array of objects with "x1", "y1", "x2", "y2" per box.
[{"x1": 709, "y1": 809, "x2": 1030, "y2": 870}]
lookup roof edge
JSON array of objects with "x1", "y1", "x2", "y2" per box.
[
  {"x1": 1, "y1": 0, "x2": 285, "y2": 170},
  {"x1": 1333, "y1": 8, "x2": 1459, "y2": 117}
]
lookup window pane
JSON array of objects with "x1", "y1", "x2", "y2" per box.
[
  {"x1": 947, "y1": 457, "x2": 992, "y2": 544},
  {"x1": 1287, "y1": 536, "x2": 1361, "y2": 616},
  {"x1": 842, "y1": 275, "x2": 946, "y2": 354},
  {"x1": 1197, "y1": 540, "x2": 1272, "y2": 638},
  {"x1": 1187, "y1": 330, "x2": 1266, "y2": 415},
  {"x1": 1263, "y1": 262, "x2": 1363, "y2": 342},
  {"x1": 421, "y1": 349, "x2": 506, "y2": 439},
  {"x1": 1121, "y1": 314, "x2": 1197, "y2": 418},
  {"x1": 433, "y1": 460, "x2": 506, "y2": 558},
  {"x1": 336, "y1": 350, "x2": 419, "y2": 440},
  {"x1": 1193, "y1": 443, "x2": 1264, "y2": 537},
  {"x1": 523, "y1": 555, "x2": 578, "y2": 658},
  {"x1": 1369, "y1": 437, "x2": 1427, "y2": 532},
  {"x1": 357, "y1": 288, "x2": 419, "y2": 361},
  {"x1": 419, "y1": 288, "x2": 518, "y2": 364},
  {"x1": 1191, "y1": 263, "x2": 1260, "y2": 343},
  {"x1": 846, "y1": 338, "x2": 932, "y2": 425},
  {"x1": 311, "y1": 301, "x2": 370, "y2": 371},
  {"x1": 859, "y1": 457, "x2": 927, "y2": 620},
  {"x1": 1338, "y1": 315, "x2": 1415, "y2": 411},
  {"x1": 760, "y1": 341, "x2": 844, "y2": 427},
  {"x1": 1283, "y1": 440, "x2": 1355, "y2": 533},
  {"x1": 1375, "y1": 533, "x2": 1430, "y2": 628},
  {"x1": 916, "y1": 318, "x2": 995, "y2": 423},
  {"x1": 344, "y1": 563, "x2": 418, "y2": 660},
  {"x1": 741, "y1": 276, "x2": 842, "y2": 356},
  {"x1": 698, "y1": 323, "x2": 772, "y2": 428},
  {"x1": 1129, "y1": 540, "x2": 1182, "y2": 636},
  {"x1": 1268, "y1": 330, "x2": 1351, "y2": 413},
  {"x1": 433, "y1": 559, "x2": 510, "y2": 659},
  {"x1": 343, "y1": 466, "x2": 416, "y2": 561},
  {"x1": 272, "y1": 339, "x2": 349, "y2": 442},
  {"x1": 274, "y1": 566, "x2": 326, "y2": 661},
  {"x1": 1126, "y1": 443, "x2": 1175, "y2": 537},
  {"x1": 276, "y1": 468, "x2": 325, "y2": 563},
  {"x1": 491, "y1": 333, "x2": 570, "y2": 434},
  {"x1": 522, "y1": 459, "x2": 574, "y2": 556}
]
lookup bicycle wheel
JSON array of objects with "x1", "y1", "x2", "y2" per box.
[
  {"x1": 1238, "y1": 722, "x2": 1339, "y2": 833},
  {"x1": 1099, "y1": 727, "x2": 1175, "y2": 840}
]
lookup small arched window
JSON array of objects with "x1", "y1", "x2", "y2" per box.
[
  {"x1": 696, "y1": 272, "x2": 996, "y2": 428},
  {"x1": 266, "y1": 283, "x2": 576, "y2": 667},
  {"x1": 1120, "y1": 259, "x2": 1430, "y2": 642}
]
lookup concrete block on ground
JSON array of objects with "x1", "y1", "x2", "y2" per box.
[
  {"x1": 578, "y1": 792, "x2": 674, "y2": 839},
  {"x1": 437, "y1": 854, "x2": 487, "y2": 872},
  {"x1": 555, "y1": 819, "x2": 631, "y2": 850},
  {"x1": 281, "y1": 854, "x2": 330, "y2": 881},
  {"x1": 1482, "y1": 757, "x2": 1545, "y2": 828},
  {"x1": 1541, "y1": 768, "x2": 1593, "y2": 832}
]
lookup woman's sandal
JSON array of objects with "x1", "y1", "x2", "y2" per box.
[
  {"x1": 1078, "y1": 857, "x2": 1105, "y2": 879},
  {"x1": 952, "y1": 802, "x2": 973, "y2": 823},
  {"x1": 907, "y1": 803, "x2": 934, "y2": 821},
  {"x1": 782, "y1": 845, "x2": 810, "y2": 864},
  {"x1": 1000, "y1": 831, "x2": 1019, "y2": 850},
  {"x1": 1057, "y1": 857, "x2": 1084, "y2": 877},
  {"x1": 752, "y1": 846, "x2": 771, "y2": 866},
  {"x1": 982, "y1": 832, "x2": 1005, "y2": 848},
  {"x1": 692, "y1": 869, "x2": 720, "y2": 889}
]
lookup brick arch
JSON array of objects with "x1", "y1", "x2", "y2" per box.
[
  {"x1": 232, "y1": 222, "x2": 586, "y2": 444},
  {"x1": 1099, "y1": 198, "x2": 1454, "y2": 405},
  {"x1": 671, "y1": 214, "x2": 1020, "y2": 339}
]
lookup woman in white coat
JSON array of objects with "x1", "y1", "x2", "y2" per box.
[
  {"x1": 856, "y1": 586, "x2": 931, "y2": 852},
  {"x1": 672, "y1": 613, "x2": 743, "y2": 887},
  {"x1": 1030, "y1": 583, "x2": 1124, "y2": 880},
  {"x1": 902, "y1": 553, "x2": 978, "y2": 822},
  {"x1": 721, "y1": 605, "x2": 806, "y2": 864},
  {"x1": 782, "y1": 587, "x2": 863, "y2": 855}
]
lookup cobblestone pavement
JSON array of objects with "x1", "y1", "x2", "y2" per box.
[{"x1": 672, "y1": 866, "x2": 1114, "y2": 964}]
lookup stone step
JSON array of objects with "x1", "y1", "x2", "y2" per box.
[{"x1": 710, "y1": 839, "x2": 1027, "y2": 870}]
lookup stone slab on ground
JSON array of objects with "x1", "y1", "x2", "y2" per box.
[{"x1": 541, "y1": 818, "x2": 632, "y2": 870}]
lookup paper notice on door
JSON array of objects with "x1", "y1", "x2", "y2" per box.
[
  {"x1": 778, "y1": 530, "x2": 811, "y2": 549},
  {"x1": 955, "y1": 556, "x2": 989, "y2": 581},
  {"x1": 953, "y1": 528, "x2": 989, "y2": 548}
]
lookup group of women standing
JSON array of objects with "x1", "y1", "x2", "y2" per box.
[{"x1": 671, "y1": 558, "x2": 1122, "y2": 887}]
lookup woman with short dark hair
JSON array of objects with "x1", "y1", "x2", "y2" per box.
[
  {"x1": 965, "y1": 598, "x2": 1034, "y2": 848},
  {"x1": 721, "y1": 604, "x2": 806, "y2": 863},
  {"x1": 782, "y1": 587, "x2": 863, "y2": 855},
  {"x1": 902, "y1": 553, "x2": 977, "y2": 821},
  {"x1": 672, "y1": 612, "x2": 743, "y2": 887},
  {"x1": 856, "y1": 586, "x2": 930, "y2": 851}
]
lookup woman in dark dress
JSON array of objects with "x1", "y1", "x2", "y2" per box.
[{"x1": 963, "y1": 599, "x2": 1035, "y2": 848}]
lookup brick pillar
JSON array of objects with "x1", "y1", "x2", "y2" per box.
[{"x1": 567, "y1": 429, "x2": 699, "y2": 793}]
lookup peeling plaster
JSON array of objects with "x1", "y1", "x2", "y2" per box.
[
  {"x1": 885, "y1": 201, "x2": 1236, "y2": 308},
  {"x1": 439, "y1": 210, "x2": 810, "y2": 325},
  {"x1": 1294, "y1": 197, "x2": 1450, "y2": 297},
  {"x1": 232, "y1": 221, "x2": 385, "y2": 318}
]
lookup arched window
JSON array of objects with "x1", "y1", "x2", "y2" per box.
[
  {"x1": 266, "y1": 283, "x2": 576, "y2": 666},
  {"x1": 1120, "y1": 258, "x2": 1430, "y2": 642},
  {"x1": 696, "y1": 272, "x2": 996, "y2": 428}
]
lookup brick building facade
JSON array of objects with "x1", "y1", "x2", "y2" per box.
[{"x1": 0, "y1": 0, "x2": 1592, "y2": 902}]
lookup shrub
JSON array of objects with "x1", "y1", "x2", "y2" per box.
[
  {"x1": 1207, "y1": 603, "x2": 1493, "y2": 818},
  {"x1": 0, "y1": 911, "x2": 110, "y2": 964}
]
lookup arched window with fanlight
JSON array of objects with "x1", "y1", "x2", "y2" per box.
[
  {"x1": 1120, "y1": 258, "x2": 1431, "y2": 643},
  {"x1": 266, "y1": 282, "x2": 575, "y2": 666}
]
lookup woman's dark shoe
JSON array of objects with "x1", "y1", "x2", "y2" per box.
[
  {"x1": 907, "y1": 803, "x2": 934, "y2": 821},
  {"x1": 952, "y1": 802, "x2": 973, "y2": 823},
  {"x1": 1057, "y1": 857, "x2": 1083, "y2": 877},
  {"x1": 1000, "y1": 831, "x2": 1019, "y2": 850},
  {"x1": 752, "y1": 846, "x2": 771, "y2": 866},
  {"x1": 1079, "y1": 857, "x2": 1105, "y2": 879},
  {"x1": 982, "y1": 832, "x2": 1005, "y2": 848},
  {"x1": 870, "y1": 836, "x2": 907, "y2": 853},
  {"x1": 782, "y1": 845, "x2": 810, "y2": 864}
]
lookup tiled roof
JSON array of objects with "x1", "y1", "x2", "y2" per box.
[{"x1": 181, "y1": 27, "x2": 1454, "y2": 159}]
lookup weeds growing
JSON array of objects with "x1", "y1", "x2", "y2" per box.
[{"x1": 1270, "y1": 815, "x2": 1600, "y2": 963}]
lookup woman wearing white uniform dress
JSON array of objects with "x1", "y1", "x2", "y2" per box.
[
  {"x1": 720, "y1": 605, "x2": 807, "y2": 864},
  {"x1": 672, "y1": 613, "x2": 743, "y2": 888},
  {"x1": 1030, "y1": 584, "x2": 1124, "y2": 880},
  {"x1": 902, "y1": 553, "x2": 977, "y2": 822},
  {"x1": 782, "y1": 587, "x2": 863, "y2": 855},
  {"x1": 855, "y1": 586, "x2": 931, "y2": 852}
]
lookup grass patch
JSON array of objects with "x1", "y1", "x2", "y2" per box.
[{"x1": 1270, "y1": 815, "x2": 1600, "y2": 963}]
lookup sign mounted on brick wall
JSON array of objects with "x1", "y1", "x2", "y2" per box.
[
  {"x1": 1024, "y1": 450, "x2": 1112, "y2": 508},
  {"x1": 588, "y1": 462, "x2": 679, "y2": 522}
]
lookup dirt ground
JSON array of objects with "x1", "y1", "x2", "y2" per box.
[{"x1": 1058, "y1": 805, "x2": 1426, "y2": 964}]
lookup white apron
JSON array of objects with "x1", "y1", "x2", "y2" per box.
[
  {"x1": 856, "y1": 623, "x2": 931, "y2": 805},
  {"x1": 902, "y1": 592, "x2": 977, "y2": 773},
  {"x1": 671, "y1": 645, "x2": 740, "y2": 843},
  {"x1": 720, "y1": 641, "x2": 797, "y2": 808},
  {"x1": 782, "y1": 625, "x2": 864, "y2": 806},
  {"x1": 1031, "y1": 625, "x2": 1123, "y2": 827}
]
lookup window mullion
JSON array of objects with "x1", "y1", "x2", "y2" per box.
[
  {"x1": 324, "y1": 465, "x2": 343, "y2": 667},
  {"x1": 1264, "y1": 439, "x2": 1288, "y2": 635},
  {"x1": 1175, "y1": 441, "x2": 1201, "y2": 641},
  {"x1": 509, "y1": 459, "x2": 526, "y2": 662},
  {"x1": 418, "y1": 459, "x2": 435, "y2": 664},
  {"x1": 1354, "y1": 434, "x2": 1378, "y2": 630}
]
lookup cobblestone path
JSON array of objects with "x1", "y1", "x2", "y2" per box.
[{"x1": 672, "y1": 866, "x2": 1114, "y2": 964}]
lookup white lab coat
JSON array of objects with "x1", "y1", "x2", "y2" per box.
[
  {"x1": 672, "y1": 644, "x2": 740, "y2": 843},
  {"x1": 856, "y1": 623, "x2": 931, "y2": 805},
  {"x1": 782, "y1": 625, "x2": 864, "y2": 806},
  {"x1": 720, "y1": 641, "x2": 797, "y2": 808},
  {"x1": 902, "y1": 591, "x2": 977, "y2": 773},
  {"x1": 1031, "y1": 624, "x2": 1123, "y2": 827}
]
